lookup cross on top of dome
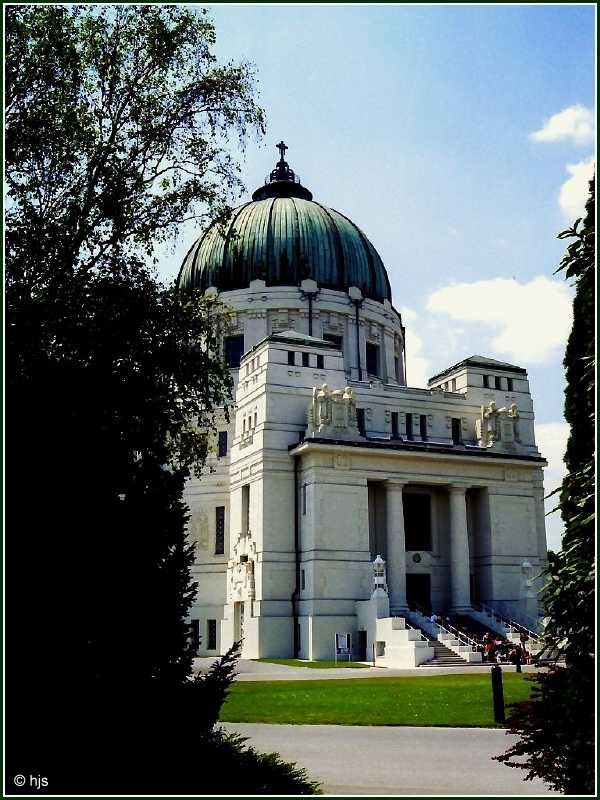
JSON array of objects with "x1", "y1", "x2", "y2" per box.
[
  {"x1": 252, "y1": 140, "x2": 313, "y2": 201},
  {"x1": 276, "y1": 140, "x2": 288, "y2": 161}
]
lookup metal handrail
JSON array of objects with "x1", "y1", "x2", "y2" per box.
[
  {"x1": 474, "y1": 601, "x2": 540, "y2": 643},
  {"x1": 408, "y1": 605, "x2": 479, "y2": 651},
  {"x1": 403, "y1": 619, "x2": 430, "y2": 643},
  {"x1": 435, "y1": 621, "x2": 479, "y2": 651}
]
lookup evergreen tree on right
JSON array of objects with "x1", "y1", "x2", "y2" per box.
[{"x1": 496, "y1": 176, "x2": 595, "y2": 795}]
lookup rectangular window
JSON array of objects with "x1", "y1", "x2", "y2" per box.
[
  {"x1": 356, "y1": 408, "x2": 366, "y2": 436},
  {"x1": 301, "y1": 569, "x2": 305, "y2": 590},
  {"x1": 394, "y1": 356, "x2": 401, "y2": 382},
  {"x1": 482, "y1": 375, "x2": 489, "y2": 388},
  {"x1": 302, "y1": 352, "x2": 310, "y2": 367},
  {"x1": 366, "y1": 343, "x2": 380, "y2": 376},
  {"x1": 451, "y1": 417, "x2": 462, "y2": 444},
  {"x1": 507, "y1": 377, "x2": 513, "y2": 392},
  {"x1": 451, "y1": 378, "x2": 457, "y2": 392},
  {"x1": 302, "y1": 484, "x2": 307, "y2": 515},
  {"x1": 224, "y1": 334, "x2": 244, "y2": 368},
  {"x1": 406, "y1": 413, "x2": 413, "y2": 440},
  {"x1": 316, "y1": 354, "x2": 324, "y2": 369},
  {"x1": 419, "y1": 414, "x2": 427, "y2": 440},
  {"x1": 391, "y1": 411, "x2": 399, "y2": 439},
  {"x1": 494, "y1": 375, "x2": 502, "y2": 390},
  {"x1": 403, "y1": 494, "x2": 432, "y2": 551},
  {"x1": 215, "y1": 506, "x2": 225, "y2": 554},
  {"x1": 191, "y1": 619, "x2": 200, "y2": 652},
  {"x1": 323, "y1": 333, "x2": 343, "y2": 350},
  {"x1": 288, "y1": 351, "x2": 295, "y2": 366},
  {"x1": 218, "y1": 430, "x2": 228, "y2": 458},
  {"x1": 242, "y1": 485, "x2": 250, "y2": 533},
  {"x1": 207, "y1": 619, "x2": 217, "y2": 651}
]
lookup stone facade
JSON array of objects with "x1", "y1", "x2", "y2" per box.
[{"x1": 185, "y1": 283, "x2": 547, "y2": 663}]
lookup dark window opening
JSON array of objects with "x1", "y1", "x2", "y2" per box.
[
  {"x1": 191, "y1": 619, "x2": 200, "y2": 652},
  {"x1": 302, "y1": 484, "x2": 307, "y2": 515},
  {"x1": 507, "y1": 377, "x2": 514, "y2": 392},
  {"x1": 406, "y1": 413, "x2": 413, "y2": 440},
  {"x1": 391, "y1": 411, "x2": 399, "y2": 439},
  {"x1": 207, "y1": 619, "x2": 217, "y2": 651},
  {"x1": 366, "y1": 343, "x2": 380, "y2": 376},
  {"x1": 394, "y1": 356, "x2": 401, "y2": 382},
  {"x1": 218, "y1": 430, "x2": 228, "y2": 458},
  {"x1": 287, "y1": 351, "x2": 295, "y2": 366},
  {"x1": 403, "y1": 494, "x2": 432, "y2": 551},
  {"x1": 451, "y1": 417, "x2": 462, "y2": 444},
  {"x1": 419, "y1": 415, "x2": 427, "y2": 440},
  {"x1": 316, "y1": 354, "x2": 324, "y2": 369},
  {"x1": 323, "y1": 333, "x2": 343, "y2": 350},
  {"x1": 494, "y1": 375, "x2": 502, "y2": 390},
  {"x1": 242, "y1": 484, "x2": 250, "y2": 533},
  {"x1": 301, "y1": 569, "x2": 305, "y2": 590},
  {"x1": 215, "y1": 506, "x2": 225, "y2": 554},
  {"x1": 302, "y1": 352, "x2": 310, "y2": 367},
  {"x1": 482, "y1": 375, "x2": 489, "y2": 388},
  {"x1": 356, "y1": 408, "x2": 366, "y2": 436},
  {"x1": 224, "y1": 335, "x2": 244, "y2": 368}
]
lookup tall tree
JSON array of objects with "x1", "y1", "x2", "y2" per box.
[
  {"x1": 4, "y1": 6, "x2": 318, "y2": 794},
  {"x1": 496, "y1": 177, "x2": 595, "y2": 795}
]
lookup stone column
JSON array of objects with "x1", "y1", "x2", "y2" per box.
[
  {"x1": 385, "y1": 480, "x2": 408, "y2": 612},
  {"x1": 448, "y1": 486, "x2": 472, "y2": 611}
]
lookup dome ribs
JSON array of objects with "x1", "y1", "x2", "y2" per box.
[
  {"x1": 313, "y1": 201, "x2": 346, "y2": 292},
  {"x1": 177, "y1": 197, "x2": 391, "y2": 303}
]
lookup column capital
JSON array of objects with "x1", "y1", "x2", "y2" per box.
[
  {"x1": 448, "y1": 485, "x2": 468, "y2": 495},
  {"x1": 386, "y1": 479, "x2": 407, "y2": 491}
]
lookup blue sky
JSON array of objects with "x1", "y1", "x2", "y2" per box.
[{"x1": 159, "y1": 4, "x2": 596, "y2": 549}]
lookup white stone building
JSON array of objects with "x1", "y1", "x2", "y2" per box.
[{"x1": 178, "y1": 145, "x2": 547, "y2": 665}]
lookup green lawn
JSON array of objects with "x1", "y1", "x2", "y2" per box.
[
  {"x1": 255, "y1": 658, "x2": 370, "y2": 669},
  {"x1": 221, "y1": 673, "x2": 533, "y2": 728}
]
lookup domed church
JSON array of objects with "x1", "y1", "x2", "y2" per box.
[{"x1": 178, "y1": 144, "x2": 548, "y2": 665}]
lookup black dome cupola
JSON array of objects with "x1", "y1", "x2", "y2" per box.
[{"x1": 252, "y1": 141, "x2": 313, "y2": 201}]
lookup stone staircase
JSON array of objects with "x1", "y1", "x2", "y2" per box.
[{"x1": 426, "y1": 639, "x2": 471, "y2": 667}]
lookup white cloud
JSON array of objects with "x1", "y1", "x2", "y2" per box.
[
  {"x1": 530, "y1": 104, "x2": 595, "y2": 146},
  {"x1": 559, "y1": 156, "x2": 595, "y2": 221},
  {"x1": 535, "y1": 422, "x2": 569, "y2": 552},
  {"x1": 400, "y1": 306, "x2": 431, "y2": 388},
  {"x1": 426, "y1": 276, "x2": 572, "y2": 364}
]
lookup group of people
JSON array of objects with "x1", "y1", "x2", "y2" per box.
[
  {"x1": 480, "y1": 632, "x2": 530, "y2": 664},
  {"x1": 427, "y1": 612, "x2": 530, "y2": 664}
]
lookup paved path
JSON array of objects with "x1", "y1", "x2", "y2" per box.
[
  {"x1": 194, "y1": 657, "x2": 540, "y2": 681},
  {"x1": 220, "y1": 722, "x2": 556, "y2": 795}
]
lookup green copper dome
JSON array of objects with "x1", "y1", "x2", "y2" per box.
[{"x1": 177, "y1": 144, "x2": 392, "y2": 303}]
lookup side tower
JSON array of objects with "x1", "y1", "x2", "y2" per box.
[{"x1": 177, "y1": 145, "x2": 548, "y2": 659}]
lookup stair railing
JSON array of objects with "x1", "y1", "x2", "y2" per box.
[
  {"x1": 403, "y1": 620, "x2": 430, "y2": 643},
  {"x1": 473, "y1": 601, "x2": 541, "y2": 643},
  {"x1": 408, "y1": 604, "x2": 479, "y2": 652},
  {"x1": 435, "y1": 620, "x2": 480, "y2": 652}
]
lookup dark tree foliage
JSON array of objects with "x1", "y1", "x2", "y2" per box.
[
  {"x1": 6, "y1": 5, "x2": 317, "y2": 794},
  {"x1": 496, "y1": 177, "x2": 595, "y2": 795}
]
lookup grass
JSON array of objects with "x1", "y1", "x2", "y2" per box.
[
  {"x1": 221, "y1": 672, "x2": 533, "y2": 728},
  {"x1": 255, "y1": 658, "x2": 370, "y2": 669}
]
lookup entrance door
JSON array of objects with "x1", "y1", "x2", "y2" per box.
[
  {"x1": 356, "y1": 630, "x2": 367, "y2": 661},
  {"x1": 406, "y1": 573, "x2": 431, "y2": 613}
]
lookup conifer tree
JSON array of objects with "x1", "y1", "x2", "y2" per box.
[{"x1": 496, "y1": 177, "x2": 595, "y2": 795}]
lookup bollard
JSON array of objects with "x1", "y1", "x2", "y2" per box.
[
  {"x1": 491, "y1": 665, "x2": 505, "y2": 723},
  {"x1": 372, "y1": 642, "x2": 376, "y2": 667}
]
